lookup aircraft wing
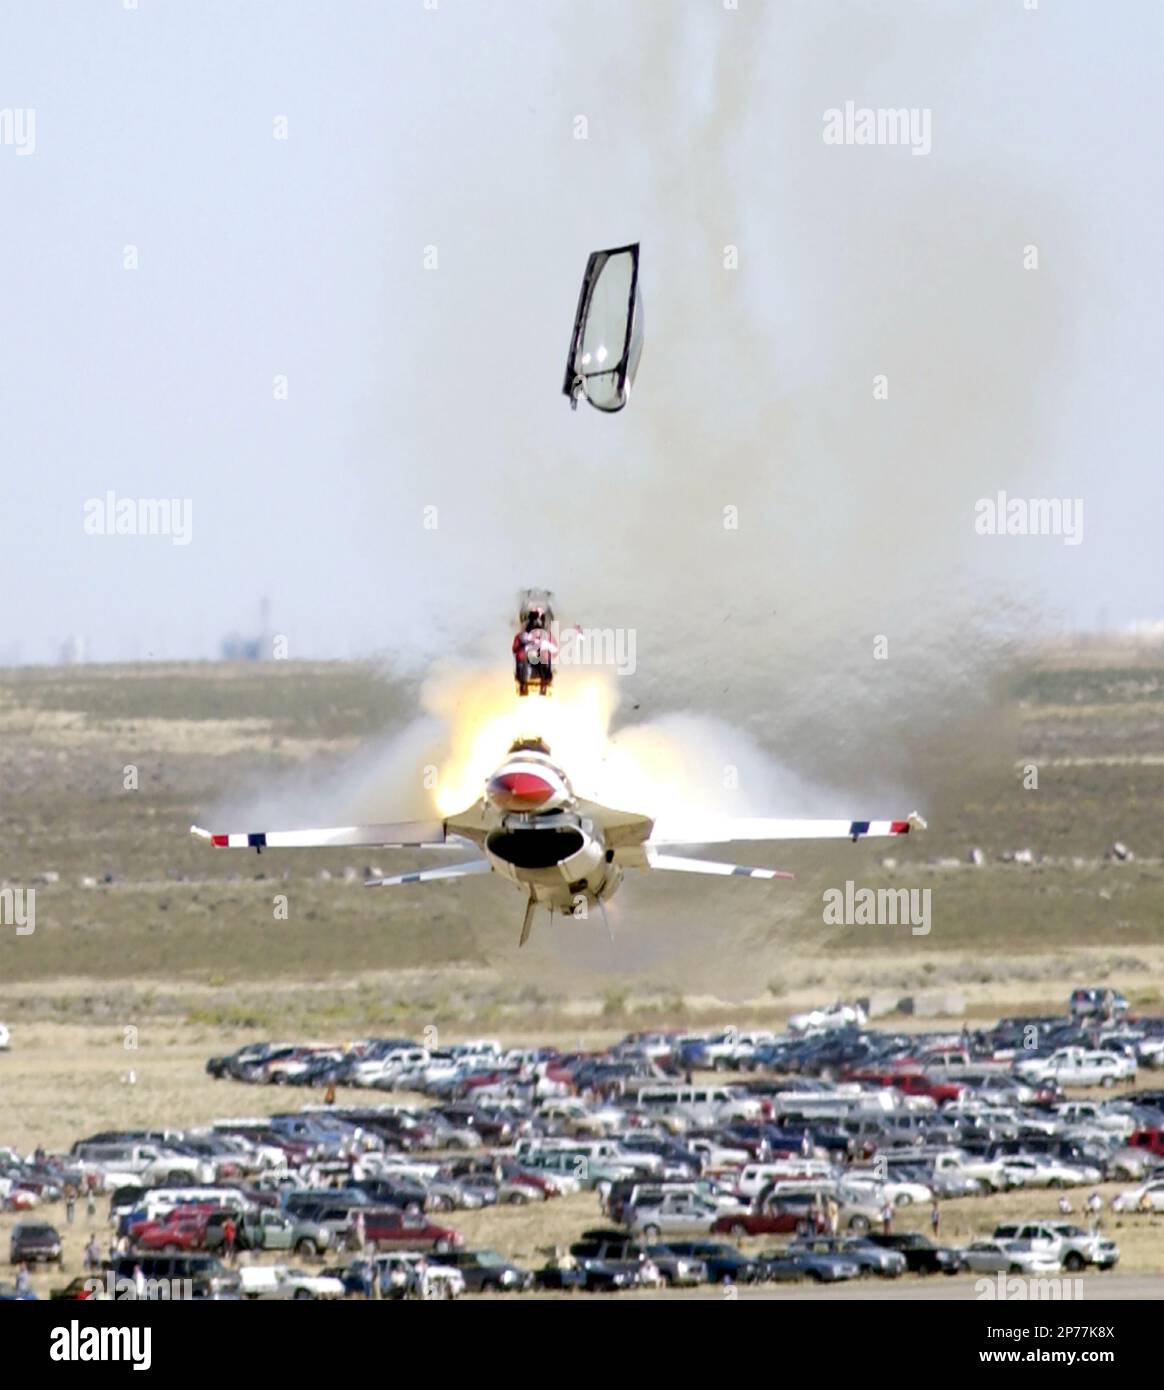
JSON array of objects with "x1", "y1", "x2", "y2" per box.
[
  {"x1": 190, "y1": 820, "x2": 471, "y2": 850},
  {"x1": 645, "y1": 850, "x2": 794, "y2": 880},
  {"x1": 365, "y1": 861, "x2": 492, "y2": 888},
  {"x1": 649, "y1": 812, "x2": 926, "y2": 846}
]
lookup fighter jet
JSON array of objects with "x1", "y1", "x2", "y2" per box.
[{"x1": 192, "y1": 737, "x2": 925, "y2": 948}]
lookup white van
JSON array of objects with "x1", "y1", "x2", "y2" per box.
[{"x1": 632, "y1": 1085, "x2": 761, "y2": 1126}]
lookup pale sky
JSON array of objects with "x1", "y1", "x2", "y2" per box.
[{"x1": 1, "y1": 0, "x2": 1160, "y2": 667}]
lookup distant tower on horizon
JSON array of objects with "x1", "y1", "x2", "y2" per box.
[
  {"x1": 220, "y1": 597, "x2": 273, "y2": 662},
  {"x1": 59, "y1": 635, "x2": 87, "y2": 665}
]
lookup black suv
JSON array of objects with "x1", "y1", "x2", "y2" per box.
[
  {"x1": 442, "y1": 1249, "x2": 533, "y2": 1293},
  {"x1": 865, "y1": 1232, "x2": 962, "y2": 1275},
  {"x1": 10, "y1": 1222, "x2": 63, "y2": 1265}
]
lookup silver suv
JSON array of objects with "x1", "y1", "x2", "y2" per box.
[
  {"x1": 993, "y1": 1221, "x2": 1118, "y2": 1272},
  {"x1": 624, "y1": 1191, "x2": 719, "y2": 1239}
]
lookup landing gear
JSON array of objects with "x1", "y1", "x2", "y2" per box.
[
  {"x1": 597, "y1": 897, "x2": 613, "y2": 943},
  {"x1": 519, "y1": 892, "x2": 537, "y2": 948}
]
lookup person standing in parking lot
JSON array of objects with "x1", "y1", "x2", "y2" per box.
[
  {"x1": 65, "y1": 1184, "x2": 77, "y2": 1224},
  {"x1": 825, "y1": 1196, "x2": 839, "y2": 1237},
  {"x1": 14, "y1": 1263, "x2": 30, "y2": 1297},
  {"x1": 880, "y1": 1200, "x2": 893, "y2": 1235},
  {"x1": 930, "y1": 1201, "x2": 940, "y2": 1238},
  {"x1": 84, "y1": 1234, "x2": 102, "y2": 1272},
  {"x1": 223, "y1": 1216, "x2": 237, "y2": 1264}
]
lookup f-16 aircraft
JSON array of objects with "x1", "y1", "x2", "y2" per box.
[{"x1": 192, "y1": 736, "x2": 925, "y2": 948}]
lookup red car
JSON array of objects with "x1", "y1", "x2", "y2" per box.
[
  {"x1": 1129, "y1": 1128, "x2": 1164, "y2": 1157},
  {"x1": 127, "y1": 1202, "x2": 219, "y2": 1243},
  {"x1": 712, "y1": 1201, "x2": 806, "y2": 1238},
  {"x1": 132, "y1": 1212, "x2": 210, "y2": 1253},
  {"x1": 892, "y1": 1073, "x2": 965, "y2": 1105},
  {"x1": 505, "y1": 1168, "x2": 561, "y2": 1199},
  {"x1": 846, "y1": 1067, "x2": 964, "y2": 1105},
  {"x1": 363, "y1": 1208, "x2": 463, "y2": 1252}
]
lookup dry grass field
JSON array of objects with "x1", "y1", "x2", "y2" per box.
[{"x1": 0, "y1": 642, "x2": 1161, "y2": 1021}]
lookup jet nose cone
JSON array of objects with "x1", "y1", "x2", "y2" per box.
[{"x1": 488, "y1": 770, "x2": 555, "y2": 810}]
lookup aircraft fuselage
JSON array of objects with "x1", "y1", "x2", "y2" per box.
[{"x1": 481, "y1": 746, "x2": 623, "y2": 915}]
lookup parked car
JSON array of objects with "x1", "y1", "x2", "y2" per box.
[
  {"x1": 9, "y1": 1222, "x2": 62, "y2": 1265},
  {"x1": 959, "y1": 1239, "x2": 1062, "y2": 1274},
  {"x1": 373, "y1": 1252, "x2": 465, "y2": 1300},
  {"x1": 993, "y1": 1222, "x2": 1118, "y2": 1272},
  {"x1": 532, "y1": 1256, "x2": 590, "y2": 1292},
  {"x1": 363, "y1": 1208, "x2": 463, "y2": 1252},
  {"x1": 203, "y1": 1208, "x2": 333, "y2": 1257},
  {"x1": 441, "y1": 1249, "x2": 533, "y2": 1293},
  {"x1": 712, "y1": 1199, "x2": 806, "y2": 1238},
  {"x1": 788, "y1": 1234, "x2": 907, "y2": 1277},
  {"x1": 569, "y1": 1235, "x2": 660, "y2": 1291},
  {"x1": 997, "y1": 1155, "x2": 1102, "y2": 1189},
  {"x1": 1127, "y1": 1128, "x2": 1164, "y2": 1158},
  {"x1": 1016, "y1": 1048, "x2": 1135, "y2": 1088},
  {"x1": 624, "y1": 1190, "x2": 719, "y2": 1239},
  {"x1": 658, "y1": 1240, "x2": 764, "y2": 1285},
  {"x1": 640, "y1": 1244, "x2": 708, "y2": 1287},
  {"x1": 132, "y1": 1211, "x2": 209, "y2": 1253},
  {"x1": 239, "y1": 1264, "x2": 345, "y2": 1300},
  {"x1": 864, "y1": 1232, "x2": 962, "y2": 1275},
  {"x1": 761, "y1": 1248, "x2": 862, "y2": 1283},
  {"x1": 730, "y1": 1190, "x2": 881, "y2": 1237},
  {"x1": 105, "y1": 1253, "x2": 241, "y2": 1299},
  {"x1": 842, "y1": 1171, "x2": 934, "y2": 1207}
]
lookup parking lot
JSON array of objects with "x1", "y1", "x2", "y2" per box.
[{"x1": 2, "y1": 996, "x2": 1163, "y2": 1300}]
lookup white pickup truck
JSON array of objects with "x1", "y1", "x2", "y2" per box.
[
  {"x1": 930, "y1": 1149, "x2": 1016, "y2": 1193},
  {"x1": 918, "y1": 1048, "x2": 1012, "y2": 1078},
  {"x1": 239, "y1": 1264, "x2": 345, "y2": 1300}
]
